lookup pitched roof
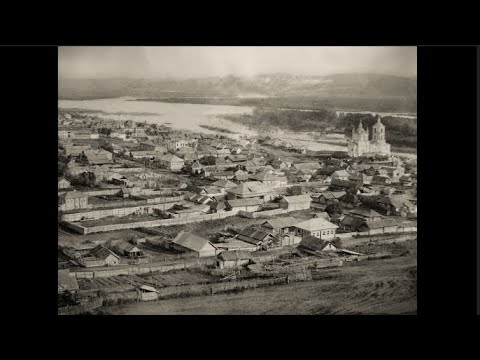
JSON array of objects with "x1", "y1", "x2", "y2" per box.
[
  {"x1": 237, "y1": 227, "x2": 274, "y2": 245},
  {"x1": 349, "y1": 207, "x2": 381, "y2": 218},
  {"x1": 280, "y1": 195, "x2": 312, "y2": 204},
  {"x1": 199, "y1": 186, "x2": 223, "y2": 194},
  {"x1": 140, "y1": 285, "x2": 158, "y2": 292},
  {"x1": 295, "y1": 218, "x2": 339, "y2": 231},
  {"x1": 172, "y1": 231, "x2": 215, "y2": 252},
  {"x1": 116, "y1": 242, "x2": 140, "y2": 253},
  {"x1": 226, "y1": 198, "x2": 262, "y2": 208},
  {"x1": 249, "y1": 172, "x2": 287, "y2": 182},
  {"x1": 59, "y1": 191, "x2": 88, "y2": 199},
  {"x1": 227, "y1": 182, "x2": 272, "y2": 196},
  {"x1": 321, "y1": 191, "x2": 347, "y2": 200},
  {"x1": 210, "y1": 201, "x2": 226, "y2": 210},
  {"x1": 377, "y1": 195, "x2": 414, "y2": 208},
  {"x1": 313, "y1": 212, "x2": 331, "y2": 220},
  {"x1": 90, "y1": 245, "x2": 120, "y2": 260},
  {"x1": 158, "y1": 154, "x2": 185, "y2": 163},
  {"x1": 261, "y1": 217, "x2": 300, "y2": 230},
  {"x1": 363, "y1": 219, "x2": 398, "y2": 229},
  {"x1": 340, "y1": 215, "x2": 367, "y2": 228},
  {"x1": 293, "y1": 162, "x2": 321, "y2": 170},
  {"x1": 212, "y1": 180, "x2": 237, "y2": 188},
  {"x1": 298, "y1": 235, "x2": 340, "y2": 252},
  {"x1": 332, "y1": 170, "x2": 349, "y2": 177}
]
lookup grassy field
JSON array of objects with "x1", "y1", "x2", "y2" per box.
[{"x1": 96, "y1": 243, "x2": 417, "y2": 315}]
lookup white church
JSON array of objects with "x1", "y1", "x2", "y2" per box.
[{"x1": 347, "y1": 116, "x2": 391, "y2": 157}]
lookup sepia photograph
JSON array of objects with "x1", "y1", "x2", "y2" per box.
[{"x1": 57, "y1": 46, "x2": 417, "y2": 315}]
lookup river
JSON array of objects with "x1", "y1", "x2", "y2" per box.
[{"x1": 58, "y1": 97, "x2": 416, "y2": 157}]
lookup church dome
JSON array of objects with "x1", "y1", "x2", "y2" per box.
[
  {"x1": 372, "y1": 116, "x2": 384, "y2": 128},
  {"x1": 356, "y1": 120, "x2": 366, "y2": 133}
]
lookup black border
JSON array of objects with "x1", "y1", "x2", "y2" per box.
[{"x1": 3, "y1": 45, "x2": 477, "y2": 336}]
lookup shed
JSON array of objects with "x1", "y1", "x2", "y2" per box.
[
  {"x1": 216, "y1": 250, "x2": 252, "y2": 269},
  {"x1": 138, "y1": 285, "x2": 159, "y2": 301}
]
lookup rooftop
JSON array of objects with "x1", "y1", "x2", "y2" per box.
[
  {"x1": 172, "y1": 231, "x2": 214, "y2": 252},
  {"x1": 295, "y1": 218, "x2": 339, "y2": 231}
]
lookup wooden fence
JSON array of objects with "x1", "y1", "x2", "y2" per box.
[
  {"x1": 65, "y1": 210, "x2": 241, "y2": 234},
  {"x1": 58, "y1": 298, "x2": 103, "y2": 315}
]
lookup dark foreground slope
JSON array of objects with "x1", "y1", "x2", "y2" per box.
[{"x1": 96, "y1": 248, "x2": 417, "y2": 315}]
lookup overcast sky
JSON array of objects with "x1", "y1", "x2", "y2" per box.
[{"x1": 59, "y1": 46, "x2": 417, "y2": 79}]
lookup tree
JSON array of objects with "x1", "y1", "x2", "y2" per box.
[
  {"x1": 325, "y1": 202, "x2": 343, "y2": 216},
  {"x1": 98, "y1": 127, "x2": 112, "y2": 136},
  {"x1": 58, "y1": 161, "x2": 68, "y2": 177},
  {"x1": 72, "y1": 171, "x2": 97, "y2": 188},
  {"x1": 99, "y1": 139, "x2": 113, "y2": 153},
  {"x1": 332, "y1": 151, "x2": 349, "y2": 159},
  {"x1": 200, "y1": 156, "x2": 216, "y2": 166},
  {"x1": 286, "y1": 186, "x2": 303, "y2": 196}
]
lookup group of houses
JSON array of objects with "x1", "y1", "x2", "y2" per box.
[{"x1": 58, "y1": 113, "x2": 417, "y2": 274}]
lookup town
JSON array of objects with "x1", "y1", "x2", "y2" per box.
[{"x1": 57, "y1": 109, "x2": 417, "y2": 315}]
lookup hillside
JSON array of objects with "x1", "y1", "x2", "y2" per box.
[{"x1": 59, "y1": 73, "x2": 417, "y2": 112}]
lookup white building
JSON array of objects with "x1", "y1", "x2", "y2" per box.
[{"x1": 348, "y1": 116, "x2": 391, "y2": 157}]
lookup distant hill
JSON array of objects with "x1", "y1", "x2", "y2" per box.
[
  {"x1": 59, "y1": 73, "x2": 416, "y2": 98},
  {"x1": 58, "y1": 73, "x2": 416, "y2": 112}
]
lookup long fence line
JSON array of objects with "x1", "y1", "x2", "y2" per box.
[
  {"x1": 62, "y1": 271, "x2": 313, "y2": 314},
  {"x1": 64, "y1": 209, "x2": 241, "y2": 234},
  {"x1": 70, "y1": 246, "x2": 294, "y2": 280},
  {"x1": 61, "y1": 197, "x2": 183, "y2": 222}
]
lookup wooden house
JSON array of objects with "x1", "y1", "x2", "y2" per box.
[
  {"x1": 58, "y1": 191, "x2": 89, "y2": 211},
  {"x1": 278, "y1": 195, "x2": 312, "y2": 211},
  {"x1": 236, "y1": 227, "x2": 276, "y2": 247},
  {"x1": 58, "y1": 177, "x2": 71, "y2": 190},
  {"x1": 297, "y1": 235, "x2": 341, "y2": 254},
  {"x1": 225, "y1": 198, "x2": 262, "y2": 212},
  {"x1": 294, "y1": 218, "x2": 339, "y2": 240},
  {"x1": 170, "y1": 231, "x2": 218, "y2": 257}
]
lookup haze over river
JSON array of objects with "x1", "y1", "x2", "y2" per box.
[{"x1": 58, "y1": 97, "x2": 416, "y2": 158}]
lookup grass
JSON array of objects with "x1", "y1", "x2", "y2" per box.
[
  {"x1": 78, "y1": 214, "x2": 159, "y2": 227},
  {"x1": 96, "y1": 248, "x2": 416, "y2": 315},
  {"x1": 58, "y1": 227, "x2": 146, "y2": 247}
]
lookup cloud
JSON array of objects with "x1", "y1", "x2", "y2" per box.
[{"x1": 59, "y1": 46, "x2": 417, "y2": 79}]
